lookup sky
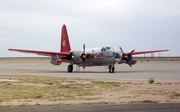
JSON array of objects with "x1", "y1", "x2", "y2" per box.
[{"x1": 0, "y1": 0, "x2": 180, "y2": 57}]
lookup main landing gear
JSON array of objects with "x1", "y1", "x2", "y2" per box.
[
  {"x1": 67, "y1": 64, "x2": 73, "y2": 72},
  {"x1": 108, "y1": 65, "x2": 115, "y2": 73},
  {"x1": 68, "y1": 64, "x2": 115, "y2": 73}
]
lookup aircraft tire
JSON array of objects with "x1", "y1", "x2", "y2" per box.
[
  {"x1": 108, "y1": 66, "x2": 111, "y2": 73},
  {"x1": 112, "y1": 67, "x2": 115, "y2": 73},
  {"x1": 67, "y1": 65, "x2": 73, "y2": 72},
  {"x1": 108, "y1": 66, "x2": 115, "y2": 73}
]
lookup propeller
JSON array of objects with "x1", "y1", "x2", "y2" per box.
[
  {"x1": 70, "y1": 43, "x2": 96, "y2": 70},
  {"x1": 81, "y1": 43, "x2": 86, "y2": 70},
  {"x1": 119, "y1": 46, "x2": 125, "y2": 54},
  {"x1": 119, "y1": 46, "x2": 135, "y2": 68},
  {"x1": 127, "y1": 50, "x2": 135, "y2": 68},
  {"x1": 70, "y1": 43, "x2": 97, "y2": 70}
]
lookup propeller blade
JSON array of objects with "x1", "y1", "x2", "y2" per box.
[
  {"x1": 129, "y1": 49, "x2": 135, "y2": 54},
  {"x1": 119, "y1": 46, "x2": 129, "y2": 59},
  {"x1": 82, "y1": 43, "x2": 86, "y2": 70},
  {"x1": 127, "y1": 49, "x2": 136, "y2": 68},
  {"x1": 115, "y1": 62, "x2": 118, "y2": 65},
  {"x1": 83, "y1": 43, "x2": 85, "y2": 54},
  {"x1": 82, "y1": 61, "x2": 86, "y2": 70},
  {"x1": 119, "y1": 46, "x2": 124, "y2": 54}
]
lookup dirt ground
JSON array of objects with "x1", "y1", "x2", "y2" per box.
[{"x1": 0, "y1": 78, "x2": 180, "y2": 107}]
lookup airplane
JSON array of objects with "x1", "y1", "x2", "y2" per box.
[{"x1": 8, "y1": 24, "x2": 169, "y2": 73}]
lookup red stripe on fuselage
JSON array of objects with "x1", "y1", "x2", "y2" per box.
[{"x1": 95, "y1": 56, "x2": 113, "y2": 58}]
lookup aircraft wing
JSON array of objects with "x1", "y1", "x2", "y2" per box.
[
  {"x1": 8, "y1": 48, "x2": 70, "y2": 57},
  {"x1": 127, "y1": 49, "x2": 169, "y2": 55}
]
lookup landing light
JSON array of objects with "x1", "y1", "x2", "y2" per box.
[
  {"x1": 71, "y1": 55, "x2": 75, "y2": 59},
  {"x1": 94, "y1": 55, "x2": 97, "y2": 59}
]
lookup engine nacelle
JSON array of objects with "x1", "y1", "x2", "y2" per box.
[
  {"x1": 130, "y1": 59, "x2": 137, "y2": 65},
  {"x1": 125, "y1": 59, "x2": 137, "y2": 65},
  {"x1": 50, "y1": 59, "x2": 62, "y2": 65},
  {"x1": 69, "y1": 51, "x2": 84, "y2": 64}
]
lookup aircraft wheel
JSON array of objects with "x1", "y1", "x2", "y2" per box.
[
  {"x1": 108, "y1": 66, "x2": 115, "y2": 73},
  {"x1": 108, "y1": 66, "x2": 111, "y2": 73},
  {"x1": 67, "y1": 64, "x2": 73, "y2": 72},
  {"x1": 111, "y1": 66, "x2": 115, "y2": 73}
]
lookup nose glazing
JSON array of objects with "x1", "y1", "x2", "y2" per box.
[{"x1": 115, "y1": 52, "x2": 121, "y2": 58}]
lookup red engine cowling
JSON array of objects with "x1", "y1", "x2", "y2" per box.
[
  {"x1": 50, "y1": 59, "x2": 62, "y2": 65},
  {"x1": 131, "y1": 59, "x2": 137, "y2": 65}
]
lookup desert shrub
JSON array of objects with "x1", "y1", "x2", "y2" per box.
[{"x1": 148, "y1": 78, "x2": 154, "y2": 84}]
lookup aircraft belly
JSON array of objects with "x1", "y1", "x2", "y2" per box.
[{"x1": 82, "y1": 57, "x2": 114, "y2": 66}]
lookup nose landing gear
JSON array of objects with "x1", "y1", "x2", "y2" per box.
[{"x1": 108, "y1": 65, "x2": 115, "y2": 73}]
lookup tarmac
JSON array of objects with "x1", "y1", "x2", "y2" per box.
[
  {"x1": 0, "y1": 59, "x2": 180, "y2": 112},
  {"x1": 0, "y1": 59, "x2": 180, "y2": 82},
  {"x1": 0, "y1": 103, "x2": 180, "y2": 112}
]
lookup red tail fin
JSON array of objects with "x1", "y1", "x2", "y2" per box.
[{"x1": 60, "y1": 24, "x2": 71, "y2": 52}]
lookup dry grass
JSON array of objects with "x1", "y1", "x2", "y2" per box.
[
  {"x1": 0, "y1": 75, "x2": 180, "y2": 107},
  {"x1": 0, "y1": 76, "x2": 100, "y2": 102}
]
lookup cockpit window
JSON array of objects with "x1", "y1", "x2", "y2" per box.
[
  {"x1": 101, "y1": 47, "x2": 106, "y2": 51},
  {"x1": 104, "y1": 46, "x2": 114, "y2": 50},
  {"x1": 105, "y1": 46, "x2": 111, "y2": 50}
]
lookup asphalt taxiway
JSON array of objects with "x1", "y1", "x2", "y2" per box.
[
  {"x1": 0, "y1": 103, "x2": 180, "y2": 112},
  {"x1": 0, "y1": 59, "x2": 180, "y2": 82},
  {"x1": 0, "y1": 59, "x2": 180, "y2": 111}
]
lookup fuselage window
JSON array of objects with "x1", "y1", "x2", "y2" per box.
[
  {"x1": 115, "y1": 53, "x2": 121, "y2": 58},
  {"x1": 113, "y1": 52, "x2": 115, "y2": 56}
]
